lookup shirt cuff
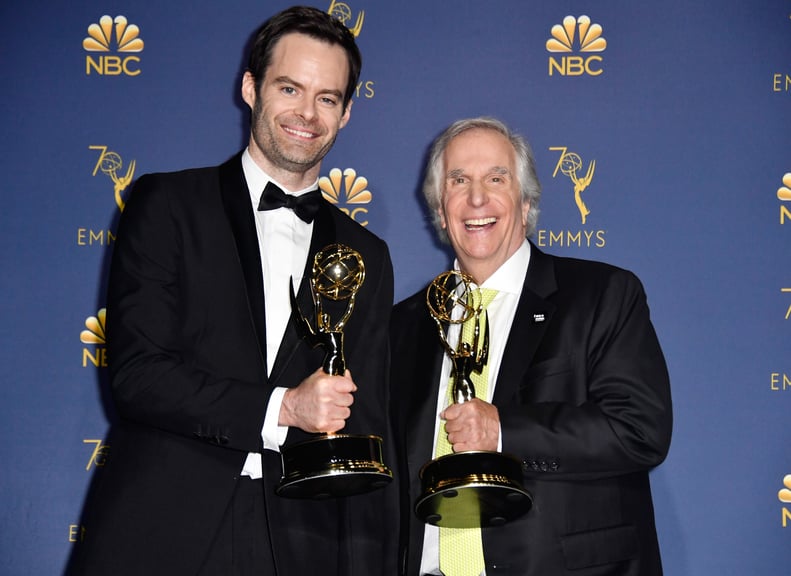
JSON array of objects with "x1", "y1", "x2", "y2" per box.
[{"x1": 262, "y1": 386, "x2": 289, "y2": 451}]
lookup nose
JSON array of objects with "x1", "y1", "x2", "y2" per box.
[
  {"x1": 294, "y1": 96, "x2": 318, "y2": 121},
  {"x1": 468, "y1": 179, "x2": 488, "y2": 206}
]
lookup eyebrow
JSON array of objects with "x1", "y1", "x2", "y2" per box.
[
  {"x1": 446, "y1": 166, "x2": 511, "y2": 178},
  {"x1": 273, "y1": 75, "x2": 344, "y2": 99}
]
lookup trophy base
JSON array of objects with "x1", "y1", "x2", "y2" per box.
[
  {"x1": 276, "y1": 433, "x2": 392, "y2": 499},
  {"x1": 416, "y1": 451, "x2": 532, "y2": 528}
]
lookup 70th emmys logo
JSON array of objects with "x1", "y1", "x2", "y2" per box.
[
  {"x1": 771, "y1": 14, "x2": 791, "y2": 92},
  {"x1": 319, "y1": 167, "x2": 372, "y2": 226},
  {"x1": 327, "y1": 1, "x2": 374, "y2": 99},
  {"x1": 80, "y1": 308, "x2": 107, "y2": 368},
  {"x1": 83, "y1": 15, "x2": 144, "y2": 76},
  {"x1": 547, "y1": 15, "x2": 607, "y2": 77},
  {"x1": 550, "y1": 147, "x2": 596, "y2": 224},
  {"x1": 328, "y1": 0, "x2": 364, "y2": 37},
  {"x1": 90, "y1": 145, "x2": 135, "y2": 213}
]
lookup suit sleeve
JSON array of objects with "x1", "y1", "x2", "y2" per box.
[
  {"x1": 106, "y1": 173, "x2": 269, "y2": 452},
  {"x1": 498, "y1": 269, "x2": 672, "y2": 480}
]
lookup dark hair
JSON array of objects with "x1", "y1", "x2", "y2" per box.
[{"x1": 247, "y1": 5, "x2": 362, "y2": 110}]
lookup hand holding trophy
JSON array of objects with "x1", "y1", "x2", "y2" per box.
[
  {"x1": 276, "y1": 243, "x2": 392, "y2": 499},
  {"x1": 415, "y1": 271, "x2": 532, "y2": 527}
]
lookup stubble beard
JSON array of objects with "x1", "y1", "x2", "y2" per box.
[{"x1": 251, "y1": 97, "x2": 338, "y2": 176}]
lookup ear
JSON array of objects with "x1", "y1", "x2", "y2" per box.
[
  {"x1": 241, "y1": 71, "x2": 257, "y2": 109},
  {"x1": 521, "y1": 201, "x2": 530, "y2": 228},
  {"x1": 339, "y1": 99, "x2": 353, "y2": 129},
  {"x1": 438, "y1": 205, "x2": 447, "y2": 229}
]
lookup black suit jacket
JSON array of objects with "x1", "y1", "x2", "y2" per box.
[
  {"x1": 69, "y1": 152, "x2": 397, "y2": 576},
  {"x1": 391, "y1": 244, "x2": 672, "y2": 576}
]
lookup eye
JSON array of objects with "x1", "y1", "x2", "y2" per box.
[
  {"x1": 488, "y1": 173, "x2": 509, "y2": 185},
  {"x1": 281, "y1": 86, "x2": 297, "y2": 95},
  {"x1": 319, "y1": 95, "x2": 339, "y2": 106}
]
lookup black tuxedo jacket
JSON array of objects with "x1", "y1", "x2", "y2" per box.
[
  {"x1": 391, "y1": 244, "x2": 672, "y2": 576},
  {"x1": 69, "y1": 152, "x2": 397, "y2": 576}
]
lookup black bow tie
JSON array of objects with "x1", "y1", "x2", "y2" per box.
[{"x1": 257, "y1": 181, "x2": 322, "y2": 223}]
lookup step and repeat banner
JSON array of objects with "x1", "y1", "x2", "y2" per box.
[{"x1": 1, "y1": 1, "x2": 789, "y2": 574}]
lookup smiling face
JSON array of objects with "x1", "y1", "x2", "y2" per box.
[
  {"x1": 438, "y1": 128, "x2": 530, "y2": 284},
  {"x1": 242, "y1": 32, "x2": 351, "y2": 189}
]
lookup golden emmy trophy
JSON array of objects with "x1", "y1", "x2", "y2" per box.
[
  {"x1": 415, "y1": 271, "x2": 532, "y2": 528},
  {"x1": 276, "y1": 243, "x2": 392, "y2": 499}
]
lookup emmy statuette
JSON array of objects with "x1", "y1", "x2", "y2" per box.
[
  {"x1": 415, "y1": 271, "x2": 532, "y2": 528},
  {"x1": 276, "y1": 244, "x2": 392, "y2": 499}
]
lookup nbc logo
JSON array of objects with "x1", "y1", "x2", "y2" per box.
[
  {"x1": 779, "y1": 474, "x2": 791, "y2": 527},
  {"x1": 80, "y1": 308, "x2": 107, "y2": 368},
  {"x1": 547, "y1": 15, "x2": 607, "y2": 76},
  {"x1": 319, "y1": 168, "x2": 372, "y2": 226},
  {"x1": 83, "y1": 15, "x2": 144, "y2": 76},
  {"x1": 778, "y1": 173, "x2": 791, "y2": 224}
]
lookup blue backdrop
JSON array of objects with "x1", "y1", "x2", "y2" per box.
[{"x1": 2, "y1": 1, "x2": 790, "y2": 574}]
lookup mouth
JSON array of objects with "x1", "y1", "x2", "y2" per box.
[
  {"x1": 282, "y1": 124, "x2": 318, "y2": 140},
  {"x1": 464, "y1": 217, "x2": 497, "y2": 230}
]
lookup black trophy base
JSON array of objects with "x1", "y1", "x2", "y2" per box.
[
  {"x1": 415, "y1": 451, "x2": 532, "y2": 528},
  {"x1": 276, "y1": 433, "x2": 392, "y2": 499}
]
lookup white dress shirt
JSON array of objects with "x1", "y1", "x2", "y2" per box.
[
  {"x1": 239, "y1": 148, "x2": 318, "y2": 479},
  {"x1": 420, "y1": 240, "x2": 531, "y2": 576}
]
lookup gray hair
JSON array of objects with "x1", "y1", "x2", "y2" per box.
[{"x1": 422, "y1": 117, "x2": 541, "y2": 243}]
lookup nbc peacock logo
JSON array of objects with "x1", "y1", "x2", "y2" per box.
[
  {"x1": 778, "y1": 172, "x2": 791, "y2": 225},
  {"x1": 547, "y1": 15, "x2": 607, "y2": 77},
  {"x1": 779, "y1": 474, "x2": 791, "y2": 527},
  {"x1": 83, "y1": 15, "x2": 144, "y2": 76},
  {"x1": 319, "y1": 168, "x2": 372, "y2": 226},
  {"x1": 80, "y1": 308, "x2": 107, "y2": 368}
]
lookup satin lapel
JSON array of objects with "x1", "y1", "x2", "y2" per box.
[
  {"x1": 492, "y1": 244, "x2": 558, "y2": 405},
  {"x1": 218, "y1": 153, "x2": 268, "y2": 371},
  {"x1": 269, "y1": 202, "x2": 337, "y2": 384},
  {"x1": 404, "y1": 302, "x2": 447, "y2": 470}
]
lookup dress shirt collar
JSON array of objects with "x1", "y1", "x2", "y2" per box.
[
  {"x1": 241, "y1": 148, "x2": 319, "y2": 206},
  {"x1": 453, "y1": 239, "x2": 531, "y2": 296}
]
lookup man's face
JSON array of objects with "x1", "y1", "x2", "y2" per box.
[
  {"x1": 242, "y1": 33, "x2": 351, "y2": 184},
  {"x1": 438, "y1": 128, "x2": 529, "y2": 283}
]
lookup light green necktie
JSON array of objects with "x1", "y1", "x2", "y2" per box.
[{"x1": 437, "y1": 288, "x2": 498, "y2": 576}]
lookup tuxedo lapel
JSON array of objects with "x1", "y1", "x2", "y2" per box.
[
  {"x1": 493, "y1": 245, "x2": 558, "y2": 405},
  {"x1": 404, "y1": 300, "x2": 447, "y2": 469},
  {"x1": 218, "y1": 153, "x2": 268, "y2": 371},
  {"x1": 269, "y1": 202, "x2": 337, "y2": 384}
]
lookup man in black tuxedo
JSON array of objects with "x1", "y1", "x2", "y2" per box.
[
  {"x1": 68, "y1": 6, "x2": 395, "y2": 576},
  {"x1": 391, "y1": 117, "x2": 672, "y2": 576}
]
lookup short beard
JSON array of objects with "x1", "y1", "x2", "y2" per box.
[{"x1": 250, "y1": 97, "x2": 338, "y2": 175}]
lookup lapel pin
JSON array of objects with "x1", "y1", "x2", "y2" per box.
[{"x1": 533, "y1": 313, "x2": 546, "y2": 323}]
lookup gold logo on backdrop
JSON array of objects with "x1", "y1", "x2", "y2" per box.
[
  {"x1": 90, "y1": 146, "x2": 135, "y2": 212},
  {"x1": 550, "y1": 147, "x2": 596, "y2": 224},
  {"x1": 328, "y1": 1, "x2": 365, "y2": 37},
  {"x1": 780, "y1": 474, "x2": 791, "y2": 527},
  {"x1": 80, "y1": 308, "x2": 106, "y2": 344},
  {"x1": 782, "y1": 288, "x2": 791, "y2": 320},
  {"x1": 778, "y1": 172, "x2": 791, "y2": 224},
  {"x1": 83, "y1": 15, "x2": 144, "y2": 75},
  {"x1": 81, "y1": 308, "x2": 108, "y2": 368},
  {"x1": 780, "y1": 475, "x2": 791, "y2": 502},
  {"x1": 320, "y1": 167, "x2": 372, "y2": 226},
  {"x1": 326, "y1": 1, "x2": 375, "y2": 99},
  {"x1": 83, "y1": 439, "x2": 110, "y2": 470},
  {"x1": 771, "y1": 16, "x2": 791, "y2": 92},
  {"x1": 547, "y1": 15, "x2": 607, "y2": 76}
]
